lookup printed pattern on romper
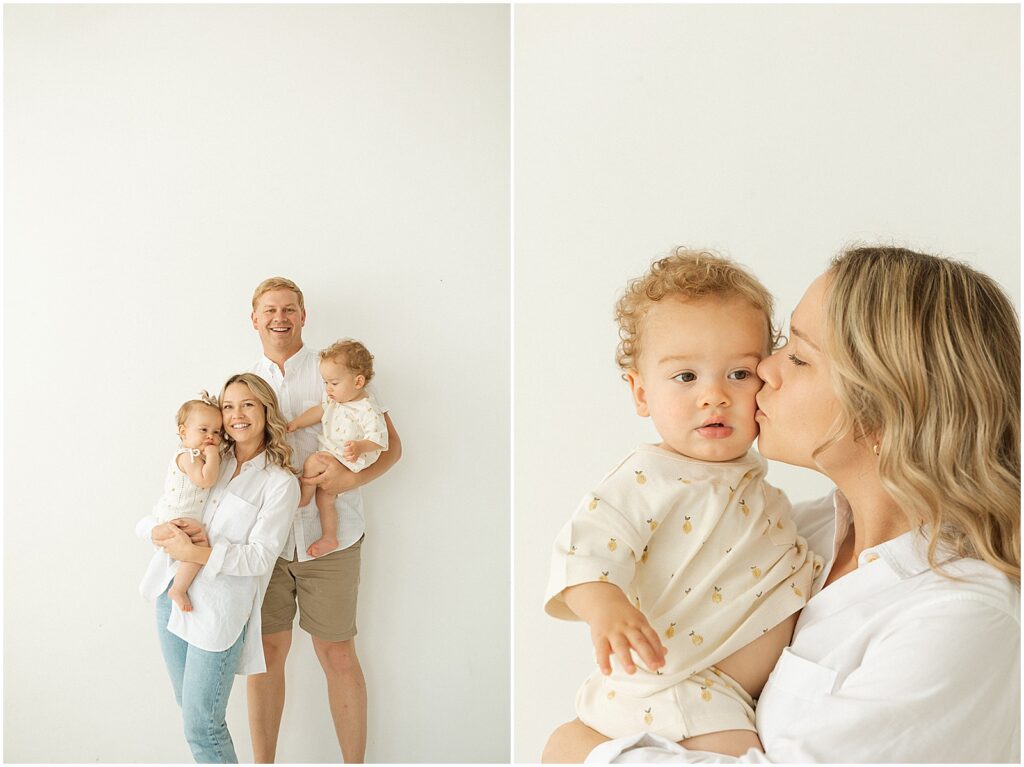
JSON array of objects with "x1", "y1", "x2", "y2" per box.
[
  {"x1": 318, "y1": 396, "x2": 389, "y2": 470},
  {"x1": 545, "y1": 444, "x2": 823, "y2": 698}
]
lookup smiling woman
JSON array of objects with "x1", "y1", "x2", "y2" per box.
[{"x1": 137, "y1": 373, "x2": 299, "y2": 763}]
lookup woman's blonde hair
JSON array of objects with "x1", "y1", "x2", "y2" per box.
[
  {"x1": 615, "y1": 247, "x2": 780, "y2": 370},
  {"x1": 219, "y1": 373, "x2": 299, "y2": 475},
  {"x1": 821, "y1": 246, "x2": 1020, "y2": 583}
]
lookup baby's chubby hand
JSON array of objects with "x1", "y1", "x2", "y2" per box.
[
  {"x1": 341, "y1": 441, "x2": 359, "y2": 462},
  {"x1": 563, "y1": 581, "x2": 667, "y2": 676},
  {"x1": 286, "y1": 420, "x2": 299, "y2": 433}
]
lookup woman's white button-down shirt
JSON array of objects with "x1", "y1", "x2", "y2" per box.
[
  {"x1": 588, "y1": 491, "x2": 1021, "y2": 764},
  {"x1": 137, "y1": 450, "x2": 299, "y2": 675}
]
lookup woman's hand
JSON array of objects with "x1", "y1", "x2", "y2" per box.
[
  {"x1": 155, "y1": 525, "x2": 197, "y2": 562},
  {"x1": 563, "y1": 581, "x2": 667, "y2": 675},
  {"x1": 170, "y1": 518, "x2": 208, "y2": 546}
]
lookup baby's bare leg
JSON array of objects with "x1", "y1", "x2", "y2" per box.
[
  {"x1": 167, "y1": 536, "x2": 209, "y2": 614},
  {"x1": 307, "y1": 487, "x2": 340, "y2": 558},
  {"x1": 299, "y1": 453, "x2": 329, "y2": 508},
  {"x1": 679, "y1": 730, "x2": 763, "y2": 757}
]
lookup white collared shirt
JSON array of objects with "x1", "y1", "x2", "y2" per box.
[
  {"x1": 588, "y1": 491, "x2": 1021, "y2": 764},
  {"x1": 250, "y1": 344, "x2": 389, "y2": 561},
  {"x1": 137, "y1": 451, "x2": 299, "y2": 674}
]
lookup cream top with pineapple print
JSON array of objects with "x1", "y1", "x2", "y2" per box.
[
  {"x1": 318, "y1": 395, "x2": 389, "y2": 472},
  {"x1": 545, "y1": 444, "x2": 823, "y2": 698}
]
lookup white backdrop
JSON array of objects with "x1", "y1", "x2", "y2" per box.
[
  {"x1": 513, "y1": 4, "x2": 1019, "y2": 761},
  {"x1": 4, "y1": 5, "x2": 509, "y2": 763}
]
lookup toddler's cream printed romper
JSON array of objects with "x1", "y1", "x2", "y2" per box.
[{"x1": 545, "y1": 444, "x2": 822, "y2": 741}]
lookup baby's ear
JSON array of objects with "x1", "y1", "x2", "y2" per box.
[
  {"x1": 355, "y1": 374, "x2": 366, "y2": 389},
  {"x1": 624, "y1": 369, "x2": 649, "y2": 417}
]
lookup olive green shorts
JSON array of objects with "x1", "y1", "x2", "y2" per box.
[{"x1": 261, "y1": 536, "x2": 363, "y2": 642}]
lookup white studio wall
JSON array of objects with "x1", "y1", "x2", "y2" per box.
[
  {"x1": 513, "y1": 4, "x2": 1018, "y2": 761},
  {"x1": 4, "y1": 4, "x2": 509, "y2": 763}
]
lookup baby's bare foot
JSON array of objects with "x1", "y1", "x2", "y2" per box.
[
  {"x1": 307, "y1": 535, "x2": 338, "y2": 558},
  {"x1": 169, "y1": 588, "x2": 193, "y2": 612}
]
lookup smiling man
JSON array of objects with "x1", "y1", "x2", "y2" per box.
[{"x1": 246, "y1": 276, "x2": 402, "y2": 764}]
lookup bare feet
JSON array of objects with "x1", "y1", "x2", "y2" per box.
[
  {"x1": 307, "y1": 535, "x2": 338, "y2": 558},
  {"x1": 169, "y1": 586, "x2": 193, "y2": 612}
]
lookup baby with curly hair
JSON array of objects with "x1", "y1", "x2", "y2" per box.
[
  {"x1": 288, "y1": 339, "x2": 388, "y2": 557},
  {"x1": 545, "y1": 249, "x2": 821, "y2": 756}
]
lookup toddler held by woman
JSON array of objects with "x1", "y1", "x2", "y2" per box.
[
  {"x1": 546, "y1": 250, "x2": 821, "y2": 756},
  {"x1": 145, "y1": 392, "x2": 222, "y2": 612}
]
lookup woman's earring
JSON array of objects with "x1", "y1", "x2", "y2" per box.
[{"x1": 872, "y1": 443, "x2": 880, "y2": 457}]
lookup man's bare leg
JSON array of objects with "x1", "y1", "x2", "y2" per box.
[
  {"x1": 542, "y1": 719, "x2": 610, "y2": 763},
  {"x1": 312, "y1": 636, "x2": 367, "y2": 764},
  {"x1": 248, "y1": 629, "x2": 292, "y2": 763}
]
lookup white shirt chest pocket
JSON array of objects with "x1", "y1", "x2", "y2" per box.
[
  {"x1": 210, "y1": 492, "x2": 260, "y2": 545},
  {"x1": 756, "y1": 647, "x2": 838, "y2": 740}
]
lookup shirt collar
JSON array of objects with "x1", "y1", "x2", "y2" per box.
[
  {"x1": 257, "y1": 344, "x2": 311, "y2": 375},
  {"x1": 231, "y1": 449, "x2": 268, "y2": 473},
  {"x1": 832, "y1": 490, "x2": 938, "y2": 579}
]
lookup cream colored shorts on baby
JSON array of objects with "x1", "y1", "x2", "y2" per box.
[{"x1": 576, "y1": 665, "x2": 756, "y2": 741}]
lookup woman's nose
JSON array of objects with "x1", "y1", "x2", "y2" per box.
[{"x1": 757, "y1": 352, "x2": 780, "y2": 388}]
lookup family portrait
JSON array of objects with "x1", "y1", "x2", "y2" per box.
[{"x1": 4, "y1": 2, "x2": 1020, "y2": 765}]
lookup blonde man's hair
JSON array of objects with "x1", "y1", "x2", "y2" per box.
[
  {"x1": 819, "y1": 246, "x2": 1020, "y2": 583},
  {"x1": 175, "y1": 391, "x2": 220, "y2": 428},
  {"x1": 615, "y1": 247, "x2": 779, "y2": 370},
  {"x1": 219, "y1": 373, "x2": 299, "y2": 475},
  {"x1": 321, "y1": 339, "x2": 375, "y2": 383},
  {"x1": 252, "y1": 277, "x2": 305, "y2": 311}
]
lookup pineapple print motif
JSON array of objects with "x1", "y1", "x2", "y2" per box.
[
  {"x1": 677, "y1": 476, "x2": 691, "y2": 485},
  {"x1": 641, "y1": 546, "x2": 649, "y2": 564},
  {"x1": 750, "y1": 565, "x2": 762, "y2": 579},
  {"x1": 607, "y1": 690, "x2": 616, "y2": 700},
  {"x1": 665, "y1": 623, "x2": 676, "y2": 639},
  {"x1": 599, "y1": 571, "x2": 609, "y2": 583},
  {"x1": 739, "y1": 498, "x2": 749, "y2": 517},
  {"x1": 791, "y1": 583, "x2": 803, "y2": 598},
  {"x1": 711, "y1": 586, "x2": 723, "y2": 604},
  {"x1": 635, "y1": 470, "x2": 647, "y2": 485},
  {"x1": 568, "y1": 545, "x2": 577, "y2": 556},
  {"x1": 607, "y1": 538, "x2": 618, "y2": 552},
  {"x1": 682, "y1": 516, "x2": 693, "y2": 534},
  {"x1": 589, "y1": 496, "x2": 600, "y2": 511},
  {"x1": 643, "y1": 708, "x2": 653, "y2": 725},
  {"x1": 689, "y1": 630, "x2": 703, "y2": 646},
  {"x1": 646, "y1": 518, "x2": 658, "y2": 531},
  {"x1": 700, "y1": 684, "x2": 712, "y2": 702}
]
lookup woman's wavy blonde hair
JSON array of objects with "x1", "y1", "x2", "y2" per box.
[
  {"x1": 820, "y1": 246, "x2": 1020, "y2": 583},
  {"x1": 615, "y1": 247, "x2": 780, "y2": 370},
  {"x1": 219, "y1": 373, "x2": 299, "y2": 475}
]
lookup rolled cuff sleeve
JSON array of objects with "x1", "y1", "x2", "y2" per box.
[{"x1": 545, "y1": 495, "x2": 646, "y2": 620}]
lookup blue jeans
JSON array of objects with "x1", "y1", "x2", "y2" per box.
[{"x1": 155, "y1": 588, "x2": 245, "y2": 763}]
